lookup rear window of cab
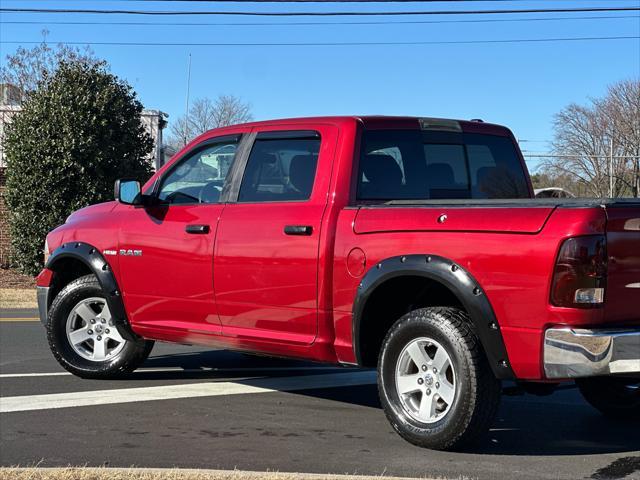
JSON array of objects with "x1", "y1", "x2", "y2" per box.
[{"x1": 357, "y1": 129, "x2": 530, "y2": 202}]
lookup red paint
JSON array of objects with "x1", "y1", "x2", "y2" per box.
[
  {"x1": 603, "y1": 207, "x2": 640, "y2": 325},
  {"x1": 346, "y1": 248, "x2": 366, "y2": 278},
  {"x1": 40, "y1": 116, "x2": 640, "y2": 381},
  {"x1": 353, "y1": 207, "x2": 553, "y2": 234},
  {"x1": 36, "y1": 268, "x2": 53, "y2": 287},
  {"x1": 117, "y1": 202, "x2": 225, "y2": 335}
]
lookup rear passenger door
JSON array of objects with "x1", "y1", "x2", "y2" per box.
[{"x1": 214, "y1": 125, "x2": 338, "y2": 344}]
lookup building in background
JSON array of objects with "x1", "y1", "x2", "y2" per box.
[{"x1": 140, "y1": 109, "x2": 169, "y2": 171}]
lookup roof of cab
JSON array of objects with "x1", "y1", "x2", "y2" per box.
[
  {"x1": 188, "y1": 116, "x2": 514, "y2": 148},
  {"x1": 215, "y1": 115, "x2": 511, "y2": 136}
]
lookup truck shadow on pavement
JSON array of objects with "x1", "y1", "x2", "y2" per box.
[
  {"x1": 138, "y1": 350, "x2": 640, "y2": 457},
  {"x1": 296, "y1": 383, "x2": 640, "y2": 457}
]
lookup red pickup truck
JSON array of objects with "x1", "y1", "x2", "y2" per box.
[{"x1": 37, "y1": 116, "x2": 640, "y2": 450}]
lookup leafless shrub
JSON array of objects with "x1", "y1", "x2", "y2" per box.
[{"x1": 0, "y1": 30, "x2": 98, "y2": 102}]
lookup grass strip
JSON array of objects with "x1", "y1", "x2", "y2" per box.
[
  {"x1": 0, "y1": 467, "x2": 451, "y2": 480},
  {"x1": 0, "y1": 288, "x2": 37, "y2": 309}
]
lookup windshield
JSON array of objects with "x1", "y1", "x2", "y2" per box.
[{"x1": 357, "y1": 129, "x2": 530, "y2": 202}]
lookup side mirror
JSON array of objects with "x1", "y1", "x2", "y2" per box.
[{"x1": 115, "y1": 179, "x2": 142, "y2": 205}]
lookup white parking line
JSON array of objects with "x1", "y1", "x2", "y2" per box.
[
  {"x1": 0, "y1": 372, "x2": 71, "y2": 378},
  {"x1": 0, "y1": 366, "x2": 344, "y2": 379},
  {"x1": 0, "y1": 371, "x2": 377, "y2": 413}
]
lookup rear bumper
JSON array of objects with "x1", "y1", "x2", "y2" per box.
[
  {"x1": 36, "y1": 286, "x2": 50, "y2": 325},
  {"x1": 544, "y1": 327, "x2": 640, "y2": 379}
]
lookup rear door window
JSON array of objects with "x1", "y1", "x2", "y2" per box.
[
  {"x1": 357, "y1": 129, "x2": 529, "y2": 201},
  {"x1": 238, "y1": 134, "x2": 321, "y2": 203}
]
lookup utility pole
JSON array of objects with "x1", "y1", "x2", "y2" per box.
[
  {"x1": 183, "y1": 53, "x2": 192, "y2": 147},
  {"x1": 609, "y1": 138, "x2": 614, "y2": 198}
]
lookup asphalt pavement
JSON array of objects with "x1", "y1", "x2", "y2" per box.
[{"x1": 1, "y1": 309, "x2": 639, "y2": 480}]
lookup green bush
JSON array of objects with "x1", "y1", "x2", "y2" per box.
[{"x1": 4, "y1": 61, "x2": 153, "y2": 275}]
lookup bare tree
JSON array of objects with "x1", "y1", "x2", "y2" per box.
[
  {"x1": 602, "y1": 80, "x2": 640, "y2": 197},
  {"x1": 167, "y1": 95, "x2": 253, "y2": 150},
  {"x1": 541, "y1": 79, "x2": 640, "y2": 198},
  {"x1": 0, "y1": 30, "x2": 97, "y2": 102}
]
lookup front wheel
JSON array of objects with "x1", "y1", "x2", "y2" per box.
[
  {"x1": 377, "y1": 307, "x2": 501, "y2": 450},
  {"x1": 576, "y1": 377, "x2": 640, "y2": 419},
  {"x1": 47, "y1": 274, "x2": 154, "y2": 379}
]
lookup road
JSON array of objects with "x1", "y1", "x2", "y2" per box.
[{"x1": 1, "y1": 309, "x2": 639, "y2": 480}]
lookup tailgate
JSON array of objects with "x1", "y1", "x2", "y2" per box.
[
  {"x1": 354, "y1": 206, "x2": 555, "y2": 234},
  {"x1": 605, "y1": 206, "x2": 640, "y2": 324}
]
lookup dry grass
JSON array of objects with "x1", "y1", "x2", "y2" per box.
[
  {"x1": 0, "y1": 468, "x2": 455, "y2": 480},
  {"x1": 0, "y1": 288, "x2": 37, "y2": 309}
]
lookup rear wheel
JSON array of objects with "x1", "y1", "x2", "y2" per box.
[
  {"x1": 576, "y1": 377, "x2": 640, "y2": 419},
  {"x1": 47, "y1": 274, "x2": 154, "y2": 379},
  {"x1": 377, "y1": 307, "x2": 501, "y2": 450}
]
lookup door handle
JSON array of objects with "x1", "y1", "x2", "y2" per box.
[
  {"x1": 284, "y1": 225, "x2": 313, "y2": 236},
  {"x1": 185, "y1": 224, "x2": 210, "y2": 234}
]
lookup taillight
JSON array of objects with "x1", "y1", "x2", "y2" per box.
[{"x1": 551, "y1": 235, "x2": 607, "y2": 308}]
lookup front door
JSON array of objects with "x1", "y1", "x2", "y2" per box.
[
  {"x1": 118, "y1": 133, "x2": 247, "y2": 338},
  {"x1": 214, "y1": 126, "x2": 337, "y2": 344}
]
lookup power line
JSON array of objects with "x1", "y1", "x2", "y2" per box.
[
  {"x1": 2, "y1": 0, "x2": 604, "y2": 2},
  {"x1": 525, "y1": 154, "x2": 640, "y2": 158},
  {"x1": 1, "y1": 6, "x2": 639, "y2": 16},
  {"x1": 2, "y1": 14, "x2": 637, "y2": 27},
  {"x1": 34, "y1": 0, "x2": 579, "y2": 2},
  {"x1": 3, "y1": 35, "x2": 638, "y2": 47}
]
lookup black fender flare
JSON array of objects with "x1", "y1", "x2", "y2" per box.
[
  {"x1": 45, "y1": 241, "x2": 138, "y2": 342},
  {"x1": 352, "y1": 254, "x2": 515, "y2": 379}
]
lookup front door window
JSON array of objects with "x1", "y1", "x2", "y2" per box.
[{"x1": 158, "y1": 141, "x2": 238, "y2": 204}]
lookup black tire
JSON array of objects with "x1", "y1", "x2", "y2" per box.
[
  {"x1": 377, "y1": 307, "x2": 502, "y2": 450},
  {"x1": 576, "y1": 377, "x2": 640, "y2": 419},
  {"x1": 46, "y1": 274, "x2": 154, "y2": 379}
]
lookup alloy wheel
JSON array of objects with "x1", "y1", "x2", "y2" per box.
[
  {"x1": 395, "y1": 337, "x2": 457, "y2": 424},
  {"x1": 65, "y1": 297, "x2": 126, "y2": 361}
]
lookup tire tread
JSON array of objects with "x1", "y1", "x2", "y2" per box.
[{"x1": 378, "y1": 306, "x2": 502, "y2": 450}]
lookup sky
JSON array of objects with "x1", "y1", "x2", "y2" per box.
[{"x1": 1, "y1": 0, "x2": 639, "y2": 171}]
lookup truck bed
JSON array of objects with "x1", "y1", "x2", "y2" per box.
[{"x1": 373, "y1": 198, "x2": 640, "y2": 207}]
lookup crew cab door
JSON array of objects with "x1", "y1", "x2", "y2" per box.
[
  {"x1": 117, "y1": 131, "x2": 249, "y2": 336},
  {"x1": 214, "y1": 125, "x2": 337, "y2": 344}
]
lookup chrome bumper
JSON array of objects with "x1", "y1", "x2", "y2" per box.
[
  {"x1": 544, "y1": 327, "x2": 640, "y2": 379},
  {"x1": 36, "y1": 286, "x2": 50, "y2": 325}
]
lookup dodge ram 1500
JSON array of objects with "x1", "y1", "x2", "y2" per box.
[{"x1": 37, "y1": 116, "x2": 640, "y2": 449}]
